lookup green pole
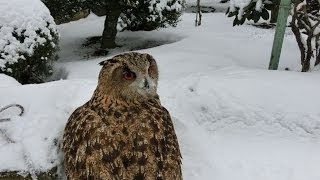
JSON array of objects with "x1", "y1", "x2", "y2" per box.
[{"x1": 268, "y1": 0, "x2": 291, "y2": 70}]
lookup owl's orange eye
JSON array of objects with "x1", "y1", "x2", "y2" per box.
[{"x1": 123, "y1": 71, "x2": 136, "y2": 80}]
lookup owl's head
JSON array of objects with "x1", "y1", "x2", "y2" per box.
[{"x1": 96, "y1": 52, "x2": 159, "y2": 101}]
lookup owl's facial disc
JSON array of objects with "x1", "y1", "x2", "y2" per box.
[
  {"x1": 129, "y1": 72, "x2": 157, "y2": 97},
  {"x1": 118, "y1": 61, "x2": 157, "y2": 99},
  {"x1": 97, "y1": 53, "x2": 159, "y2": 101}
]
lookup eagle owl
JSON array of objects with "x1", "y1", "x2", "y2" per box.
[{"x1": 62, "y1": 52, "x2": 182, "y2": 180}]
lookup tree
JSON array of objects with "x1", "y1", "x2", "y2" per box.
[
  {"x1": 87, "y1": 0, "x2": 184, "y2": 49},
  {"x1": 291, "y1": 0, "x2": 320, "y2": 71},
  {"x1": 43, "y1": 0, "x2": 183, "y2": 49}
]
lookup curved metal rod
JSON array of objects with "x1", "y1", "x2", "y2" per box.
[{"x1": 0, "y1": 104, "x2": 25, "y2": 122}]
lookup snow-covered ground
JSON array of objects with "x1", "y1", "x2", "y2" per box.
[
  {"x1": 1, "y1": 12, "x2": 320, "y2": 180},
  {"x1": 184, "y1": 0, "x2": 229, "y2": 12}
]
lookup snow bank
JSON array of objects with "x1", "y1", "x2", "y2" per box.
[
  {"x1": 0, "y1": 80, "x2": 96, "y2": 174},
  {"x1": 1, "y1": 13, "x2": 320, "y2": 180},
  {"x1": 184, "y1": 0, "x2": 230, "y2": 12},
  {"x1": 0, "y1": 0, "x2": 58, "y2": 69},
  {"x1": 185, "y1": 0, "x2": 222, "y2": 6},
  {"x1": 0, "y1": 74, "x2": 21, "y2": 88},
  {"x1": 1, "y1": 69, "x2": 320, "y2": 179}
]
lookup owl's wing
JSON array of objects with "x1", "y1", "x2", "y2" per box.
[
  {"x1": 63, "y1": 105, "x2": 107, "y2": 179},
  {"x1": 161, "y1": 106, "x2": 182, "y2": 158},
  {"x1": 158, "y1": 106, "x2": 183, "y2": 179}
]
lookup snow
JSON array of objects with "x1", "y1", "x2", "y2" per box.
[
  {"x1": 0, "y1": 74, "x2": 20, "y2": 88},
  {"x1": 185, "y1": 0, "x2": 230, "y2": 12},
  {"x1": 255, "y1": 0, "x2": 262, "y2": 11},
  {"x1": 1, "y1": 12, "x2": 320, "y2": 180},
  {"x1": 186, "y1": 0, "x2": 223, "y2": 6},
  {"x1": 0, "y1": 0, "x2": 58, "y2": 70}
]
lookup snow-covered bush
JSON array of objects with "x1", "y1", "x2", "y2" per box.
[
  {"x1": 120, "y1": 0, "x2": 184, "y2": 31},
  {"x1": 0, "y1": 0, "x2": 59, "y2": 84},
  {"x1": 227, "y1": 0, "x2": 273, "y2": 25}
]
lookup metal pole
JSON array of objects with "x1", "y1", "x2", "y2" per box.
[{"x1": 268, "y1": 0, "x2": 291, "y2": 70}]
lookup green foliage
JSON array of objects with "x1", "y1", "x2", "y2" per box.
[
  {"x1": 41, "y1": 0, "x2": 88, "y2": 24},
  {"x1": 0, "y1": 26, "x2": 59, "y2": 84}
]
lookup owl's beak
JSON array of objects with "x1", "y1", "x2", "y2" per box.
[{"x1": 143, "y1": 78, "x2": 150, "y2": 89}]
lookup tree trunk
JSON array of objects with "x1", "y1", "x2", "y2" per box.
[
  {"x1": 291, "y1": 5, "x2": 307, "y2": 71},
  {"x1": 270, "y1": 1, "x2": 280, "y2": 23},
  {"x1": 315, "y1": 35, "x2": 320, "y2": 66},
  {"x1": 291, "y1": 1, "x2": 317, "y2": 72},
  {"x1": 101, "y1": 2, "x2": 121, "y2": 49}
]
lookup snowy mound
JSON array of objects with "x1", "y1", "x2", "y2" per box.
[
  {"x1": 0, "y1": 74, "x2": 21, "y2": 88},
  {"x1": 0, "y1": 80, "x2": 95, "y2": 176},
  {"x1": 0, "y1": 0, "x2": 57, "y2": 69},
  {"x1": 1, "y1": 12, "x2": 320, "y2": 180}
]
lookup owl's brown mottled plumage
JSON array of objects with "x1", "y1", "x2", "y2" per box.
[{"x1": 62, "y1": 52, "x2": 182, "y2": 180}]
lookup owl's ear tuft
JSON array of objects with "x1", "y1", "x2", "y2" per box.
[
  {"x1": 144, "y1": 54, "x2": 157, "y2": 65},
  {"x1": 99, "y1": 58, "x2": 119, "y2": 66},
  {"x1": 144, "y1": 53, "x2": 155, "y2": 61},
  {"x1": 99, "y1": 60, "x2": 108, "y2": 66}
]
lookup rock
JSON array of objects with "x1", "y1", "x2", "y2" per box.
[{"x1": 0, "y1": 167, "x2": 58, "y2": 180}]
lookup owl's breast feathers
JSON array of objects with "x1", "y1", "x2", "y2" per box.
[{"x1": 63, "y1": 96, "x2": 182, "y2": 180}]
